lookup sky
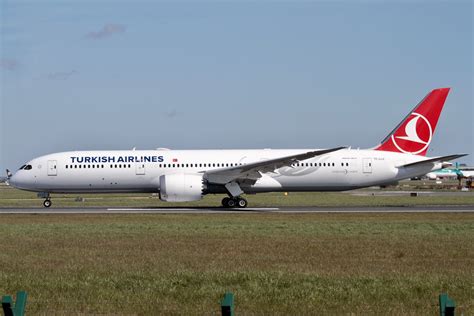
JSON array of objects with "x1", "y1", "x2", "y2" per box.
[{"x1": 1, "y1": 0, "x2": 473, "y2": 171}]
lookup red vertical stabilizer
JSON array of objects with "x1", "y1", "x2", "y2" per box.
[{"x1": 375, "y1": 88, "x2": 450, "y2": 156}]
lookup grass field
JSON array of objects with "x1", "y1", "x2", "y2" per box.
[
  {"x1": 1, "y1": 182, "x2": 474, "y2": 208},
  {"x1": 1, "y1": 183, "x2": 473, "y2": 314},
  {"x1": 0, "y1": 213, "x2": 473, "y2": 315}
]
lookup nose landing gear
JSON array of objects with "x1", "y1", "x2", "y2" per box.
[
  {"x1": 38, "y1": 192, "x2": 52, "y2": 208},
  {"x1": 43, "y1": 199, "x2": 52, "y2": 208},
  {"x1": 221, "y1": 196, "x2": 248, "y2": 208}
]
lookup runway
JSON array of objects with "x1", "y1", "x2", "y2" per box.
[{"x1": 0, "y1": 205, "x2": 473, "y2": 214}]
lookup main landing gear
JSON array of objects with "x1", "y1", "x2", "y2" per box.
[{"x1": 221, "y1": 197, "x2": 248, "y2": 208}]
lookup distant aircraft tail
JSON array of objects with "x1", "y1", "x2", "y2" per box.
[{"x1": 375, "y1": 88, "x2": 450, "y2": 156}]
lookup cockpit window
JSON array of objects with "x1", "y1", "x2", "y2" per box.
[
  {"x1": 24, "y1": 165, "x2": 33, "y2": 170},
  {"x1": 18, "y1": 165, "x2": 26, "y2": 170}
]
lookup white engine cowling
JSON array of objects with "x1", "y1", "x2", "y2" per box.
[{"x1": 159, "y1": 173, "x2": 205, "y2": 202}]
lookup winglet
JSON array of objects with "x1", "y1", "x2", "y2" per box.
[{"x1": 375, "y1": 88, "x2": 450, "y2": 156}]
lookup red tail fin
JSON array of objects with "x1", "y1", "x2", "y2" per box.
[{"x1": 375, "y1": 88, "x2": 450, "y2": 156}]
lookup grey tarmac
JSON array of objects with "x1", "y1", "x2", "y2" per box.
[{"x1": 0, "y1": 205, "x2": 473, "y2": 214}]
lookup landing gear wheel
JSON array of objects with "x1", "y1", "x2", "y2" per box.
[
  {"x1": 236, "y1": 198, "x2": 248, "y2": 208},
  {"x1": 227, "y1": 198, "x2": 236, "y2": 208},
  {"x1": 222, "y1": 197, "x2": 230, "y2": 208},
  {"x1": 43, "y1": 199, "x2": 52, "y2": 208}
]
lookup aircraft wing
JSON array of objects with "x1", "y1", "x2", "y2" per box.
[
  {"x1": 397, "y1": 154, "x2": 468, "y2": 168},
  {"x1": 204, "y1": 147, "x2": 346, "y2": 185}
]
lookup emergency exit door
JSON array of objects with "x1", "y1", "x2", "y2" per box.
[
  {"x1": 363, "y1": 158, "x2": 372, "y2": 173},
  {"x1": 47, "y1": 160, "x2": 57, "y2": 176},
  {"x1": 136, "y1": 163, "x2": 145, "y2": 175}
]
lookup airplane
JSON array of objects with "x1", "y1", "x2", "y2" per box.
[
  {"x1": 425, "y1": 163, "x2": 474, "y2": 180},
  {"x1": 425, "y1": 168, "x2": 459, "y2": 180},
  {"x1": 458, "y1": 168, "x2": 474, "y2": 179},
  {"x1": 6, "y1": 87, "x2": 467, "y2": 208}
]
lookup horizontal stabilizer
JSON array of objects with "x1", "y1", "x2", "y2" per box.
[{"x1": 398, "y1": 154, "x2": 468, "y2": 168}]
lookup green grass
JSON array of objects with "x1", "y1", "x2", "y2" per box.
[
  {"x1": 1, "y1": 182, "x2": 474, "y2": 208},
  {"x1": 0, "y1": 213, "x2": 473, "y2": 314}
]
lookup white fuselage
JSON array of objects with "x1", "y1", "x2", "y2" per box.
[{"x1": 9, "y1": 148, "x2": 441, "y2": 194}]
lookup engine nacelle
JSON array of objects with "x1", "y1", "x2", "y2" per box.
[{"x1": 159, "y1": 173, "x2": 205, "y2": 202}]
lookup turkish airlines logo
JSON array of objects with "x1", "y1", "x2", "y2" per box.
[{"x1": 391, "y1": 112, "x2": 432, "y2": 155}]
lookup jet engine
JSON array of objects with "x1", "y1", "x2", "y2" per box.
[{"x1": 159, "y1": 173, "x2": 205, "y2": 202}]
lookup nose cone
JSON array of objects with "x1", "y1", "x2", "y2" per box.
[
  {"x1": 8, "y1": 172, "x2": 32, "y2": 190},
  {"x1": 8, "y1": 173, "x2": 19, "y2": 188}
]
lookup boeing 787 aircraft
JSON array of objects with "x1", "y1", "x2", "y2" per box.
[{"x1": 7, "y1": 88, "x2": 466, "y2": 208}]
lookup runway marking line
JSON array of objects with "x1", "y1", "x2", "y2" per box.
[{"x1": 107, "y1": 208, "x2": 280, "y2": 212}]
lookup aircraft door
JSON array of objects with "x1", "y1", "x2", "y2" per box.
[
  {"x1": 363, "y1": 158, "x2": 372, "y2": 174},
  {"x1": 47, "y1": 160, "x2": 58, "y2": 176},
  {"x1": 136, "y1": 162, "x2": 145, "y2": 175}
]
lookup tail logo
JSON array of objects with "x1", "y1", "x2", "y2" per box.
[{"x1": 391, "y1": 112, "x2": 432, "y2": 155}]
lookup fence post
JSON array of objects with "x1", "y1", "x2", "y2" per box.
[
  {"x1": 221, "y1": 292, "x2": 234, "y2": 316},
  {"x1": 2, "y1": 295, "x2": 14, "y2": 316},
  {"x1": 1, "y1": 291, "x2": 27, "y2": 316},
  {"x1": 439, "y1": 293, "x2": 455, "y2": 316},
  {"x1": 14, "y1": 291, "x2": 28, "y2": 316}
]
